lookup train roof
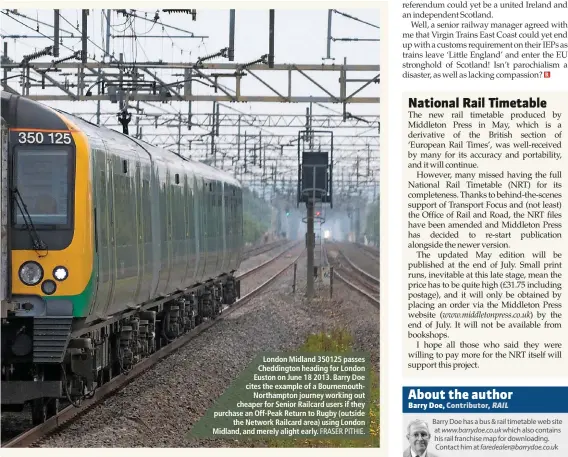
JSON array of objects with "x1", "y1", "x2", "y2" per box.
[
  {"x1": 1, "y1": 91, "x2": 241, "y2": 188},
  {"x1": 63, "y1": 109, "x2": 241, "y2": 187},
  {"x1": 2, "y1": 90, "x2": 68, "y2": 130}
]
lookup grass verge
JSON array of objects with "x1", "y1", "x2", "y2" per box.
[{"x1": 267, "y1": 328, "x2": 380, "y2": 448}]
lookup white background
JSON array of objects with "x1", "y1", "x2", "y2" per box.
[{"x1": 2, "y1": 0, "x2": 568, "y2": 456}]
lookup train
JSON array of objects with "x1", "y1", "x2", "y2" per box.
[{"x1": 1, "y1": 91, "x2": 244, "y2": 424}]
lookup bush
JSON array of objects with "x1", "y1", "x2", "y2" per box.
[
  {"x1": 243, "y1": 187, "x2": 272, "y2": 244},
  {"x1": 268, "y1": 328, "x2": 380, "y2": 448}
]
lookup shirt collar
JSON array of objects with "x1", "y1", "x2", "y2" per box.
[{"x1": 411, "y1": 449, "x2": 426, "y2": 457}]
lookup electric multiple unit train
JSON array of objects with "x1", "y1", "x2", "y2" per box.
[{"x1": 1, "y1": 91, "x2": 244, "y2": 424}]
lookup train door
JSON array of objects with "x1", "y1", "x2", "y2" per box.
[
  {"x1": 212, "y1": 181, "x2": 220, "y2": 276},
  {"x1": 109, "y1": 155, "x2": 140, "y2": 313},
  {"x1": 167, "y1": 170, "x2": 174, "y2": 291},
  {"x1": 135, "y1": 161, "x2": 153, "y2": 304},
  {"x1": 220, "y1": 182, "x2": 227, "y2": 273},
  {"x1": 132, "y1": 160, "x2": 143, "y2": 302},
  {"x1": 90, "y1": 147, "x2": 108, "y2": 319},
  {"x1": 193, "y1": 176, "x2": 204, "y2": 281},
  {"x1": 208, "y1": 180, "x2": 216, "y2": 279},
  {"x1": 223, "y1": 184, "x2": 229, "y2": 272},
  {"x1": 184, "y1": 170, "x2": 196, "y2": 286},
  {"x1": 156, "y1": 166, "x2": 171, "y2": 295},
  {"x1": 229, "y1": 185, "x2": 237, "y2": 271},
  {"x1": 237, "y1": 187, "x2": 244, "y2": 264},
  {"x1": 212, "y1": 181, "x2": 220, "y2": 275},
  {"x1": 149, "y1": 160, "x2": 161, "y2": 299},
  {"x1": 170, "y1": 170, "x2": 185, "y2": 290},
  {"x1": 226, "y1": 184, "x2": 234, "y2": 271},
  {"x1": 97, "y1": 144, "x2": 117, "y2": 318},
  {"x1": 107, "y1": 156, "x2": 117, "y2": 311},
  {"x1": 203, "y1": 179, "x2": 212, "y2": 278}
]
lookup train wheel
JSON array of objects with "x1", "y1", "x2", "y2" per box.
[
  {"x1": 30, "y1": 370, "x2": 59, "y2": 424},
  {"x1": 47, "y1": 398, "x2": 59, "y2": 418},
  {"x1": 31, "y1": 398, "x2": 47, "y2": 425},
  {"x1": 103, "y1": 366, "x2": 113, "y2": 384},
  {"x1": 31, "y1": 398, "x2": 58, "y2": 425}
]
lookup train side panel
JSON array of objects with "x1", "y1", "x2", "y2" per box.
[
  {"x1": 89, "y1": 137, "x2": 111, "y2": 320},
  {"x1": 227, "y1": 184, "x2": 238, "y2": 271},
  {"x1": 154, "y1": 160, "x2": 168, "y2": 296},
  {"x1": 183, "y1": 165, "x2": 198, "y2": 286},
  {"x1": 223, "y1": 183, "x2": 231, "y2": 272},
  {"x1": 219, "y1": 181, "x2": 228, "y2": 271},
  {"x1": 109, "y1": 145, "x2": 141, "y2": 313},
  {"x1": 194, "y1": 175, "x2": 205, "y2": 281},
  {"x1": 170, "y1": 164, "x2": 186, "y2": 291},
  {"x1": 135, "y1": 159, "x2": 154, "y2": 304},
  {"x1": 67, "y1": 114, "x2": 245, "y2": 318},
  {"x1": 212, "y1": 180, "x2": 221, "y2": 276}
]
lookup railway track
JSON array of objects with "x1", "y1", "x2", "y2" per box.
[
  {"x1": 356, "y1": 242, "x2": 380, "y2": 263},
  {"x1": 2, "y1": 242, "x2": 303, "y2": 448},
  {"x1": 325, "y1": 242, "x2": 379, "y2": 308},
  {"x1": 242, "y1": 239, "x2": 288, "y2": 260}
]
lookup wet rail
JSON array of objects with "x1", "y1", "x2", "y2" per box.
[
  {"x1": 2, "y1": 243, "x2": 303, "y2": 448},
  {"x1": 325, "y1": 242, "x2": 379, "y2": 308}
]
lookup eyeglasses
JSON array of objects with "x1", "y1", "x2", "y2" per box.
[{"x1": 412, "y1": 432, "x2": 429, "y2": 438}]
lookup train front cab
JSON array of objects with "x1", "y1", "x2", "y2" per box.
[{"x1": 1, "y1": 93, "x2": 94, "y2": 423}]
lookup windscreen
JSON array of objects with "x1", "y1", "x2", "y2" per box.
[{"x1": 14, "y1": 147, "x2": 71, "y2": 226}]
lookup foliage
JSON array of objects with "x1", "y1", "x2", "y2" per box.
[
  {"x1": 267, "y1": 328, "x2": 380, "y2": 448},
  {"x1": 243, "y1": 212, "x2": 267, "y2": 244},
  {"x1": 365, "y1": 199, "x2": 380, "y2": 246},
  {"x1": 242, "y1": 187, "x2": 272, "y2": 244}
]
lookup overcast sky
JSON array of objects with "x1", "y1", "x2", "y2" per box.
[{"x1": 1, "y1": 8, "x2": 380, "y2": 200}]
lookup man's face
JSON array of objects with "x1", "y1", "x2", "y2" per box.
[{"x1": 407, "y1": 423, "x2": 430, "y2": 454}]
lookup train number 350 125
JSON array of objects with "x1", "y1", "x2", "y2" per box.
[{"x1": 18, "y1": 131, "x2": 72, "y2": 145}]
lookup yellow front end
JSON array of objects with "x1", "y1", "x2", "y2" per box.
[{"x1": 10, "y1": 125, "x2": 95, "y2": 318}]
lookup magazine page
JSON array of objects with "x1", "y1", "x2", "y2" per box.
[
  {"x1": 394, "y1": 1, "x2": 568, "y2": 456},
  {"x1": 0, "y1": 2, "x2": 384, "y2": 456},
  {"x1": 1, "y1": 0, "x2": 566, "y2": 456}
]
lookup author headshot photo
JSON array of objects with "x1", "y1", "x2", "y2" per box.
[{"x1": 404, "y1": 419, "x2": 439, "y2": 457}]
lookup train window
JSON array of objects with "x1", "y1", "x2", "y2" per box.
[
  {"x1": 13, "y1": 146, "x2": 72, "y2": 227},
  {"x1": 175, "y1": 173, "x2": 180, "y2": 184},
  {"x1": 115, "y1": 174, "x2": 133, "y2": 246},
  {"x1": 142, "y1": 176, "x2": 151, "y2": 246},
  {"x1": 122, "y1": 159, "x2": 128, "y2": 174}
]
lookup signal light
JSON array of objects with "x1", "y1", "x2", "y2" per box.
[{"x1": 316, "y1": 211, "x2": 321, "y2": 216}]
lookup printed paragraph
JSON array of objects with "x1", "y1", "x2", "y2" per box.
[
  {"x1": 403, "y1": 92, "x2": 567, "y2": 376},
  {"x1": 431, "y1": 416, "x2": 563, "y2": 452},
  {"x1": 401, "y1": 1, "x2": 568, "y2": 80}
]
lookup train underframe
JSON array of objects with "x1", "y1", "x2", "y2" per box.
[{"x1": 1, "y1": 273, "x2": 240, "y2": 424}]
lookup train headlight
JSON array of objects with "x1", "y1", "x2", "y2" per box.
[
  {"x1": 41, "y1": 280, "x2": 57, "y2": 295},
  {"x1": 53, "y1": 266, "x2": 68, "y2": 281},
  {"x1": 19, "y1": 261, "x2": 43, "y2": 286}
]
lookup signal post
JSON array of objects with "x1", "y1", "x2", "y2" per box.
[{"x1": 297, "y1": 130, "x2": 333, "y2": 300}]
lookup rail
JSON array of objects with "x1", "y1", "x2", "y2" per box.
[
  {"x1": 325, "y1": 242, "x2": 379, "y2": 309},
  {"x1": 338, "y1": 246, "x2": 380, "y2": 287},
  {"x1": 238, "y1": 240, "x2": 301, "y2": 280},
  {"x1": 242, "y1": 239, "x2": 288, "y2": 260},
  {"x1": 3, "y1": 244, "x2": 303, "y2": 448},
  {"x1": 356, "y1": 242, "x2": 379, "y2": 260},
  {"x1": 333, "y1": 270, "x2": 379, "y2": 308}
]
